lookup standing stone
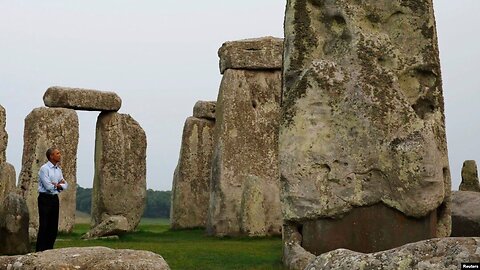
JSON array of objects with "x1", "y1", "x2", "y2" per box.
[
  {"x1": 18, "y1": 107, "x2": 79, "y2": 239},
  {"x1": 281, "y1": 0, "x2": 450, "y2": 258},
  {"x1": 43, "y1": 86, "x2": 122, "y2": 111},
  {"x1": 0, "y1": 105, "x2": 7, "y2": 164},
  {"x1": 0, "y1": 163, "x2": 16, "y2": 204},
  {"x1": 451, "y1": 191, "x2": 480, "y2": 237},
  {"x1": 207, "y1": 37, "x2": 283, "y2": 237},
  {"x1": 459, "y1": 160, "x2": 480, "y2": 192},
  {"x1": 0, "y1": 105, "x2": 18, "y2": 205},
  {"x1": 171, "y1": 108, "x2": 215, "y2": 229},
  {"x1": 90, "y1": 112, "x2": 146, "y2": 236},
  {"x1": 0, "y1": 192, "x2": 30, "y2": 255}
]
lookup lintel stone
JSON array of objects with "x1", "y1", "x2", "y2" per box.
[
  {"x1": 218, "y1": 36, "x2": 283, "y2": 74},
  {"x1": 43, "y1": 86, "x2": 122, "y2": 111},
  {"x1": 192, "y1": 101, "x2": 216, "y2": 120}
]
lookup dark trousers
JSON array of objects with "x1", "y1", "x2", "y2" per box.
[{"x1": 36, "y1": 193, "x2": 59, "y2": 252}]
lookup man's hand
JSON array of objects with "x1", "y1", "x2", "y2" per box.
[{"x1": 55, "y1": 183, "x2": 63, "y2": 191}]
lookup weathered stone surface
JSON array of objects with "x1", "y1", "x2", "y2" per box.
[
  {"x1": 460, "y1": 160, "x2": 480, "y2": 192},
  {"x1": 280, "y1": 0, "x2": 451, "y2": 256},
  {"x1": 171, "y1": 117, "x2": 215, "y2": 229},
  {"x1": 218, "y1": 37, "x2": 283, "y2": 74},
  {"x1": 240, "y1": 176, "x2": 269, "y2": 236},
  {"x1": 306, "y1": 237, "x2": 480, "y2": 270},
  {"x1": 18, "y1": 107, "x2": 78, "y2": 239},
  {"x1": 0, "y1": 247, "x2": 170, "y2": 269},
  {"x1": 0, "y1": 162, "x2": 16, "y2": 204},
  {"x1": 82, "y1": 215, "x2": 129, "y2": 239},
  {"x1": 0, "y1": 192, "x2": 30, "y2": 255},
  {"x1": 0, "y1": 105, "x2": 7, "y2": 164},
  {"x1": 43, "y1": 86, "x2": 122, "y2": 111},
  {"x1": 282, "y1": 223, "x2": 316, "y2": 270},
  {"x1": 451, "y1": 191, "x2": 480, "y2": 237},
  {"x1": 207, "y1": 68, "x2": 282, "y2": 237},
  {"x1": 90, "y1": 112, "x2": 146, "y2": 234},
  {"x1": 193, "y1": 101, "x2": 216, "y2": 120}
]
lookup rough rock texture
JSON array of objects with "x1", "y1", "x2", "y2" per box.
[
  {"x1": 451, "y1": 191, "x2": 480, "y2": 237},
  {"x1": 0, "y1": 162, "x2": 16, "y2": 204},
  {"x1": 171, "y1": 116, "x2": 215, "y2": 229},
  {"x1": 218, "y1": 37, "x2": 283, "y2": 74},
  {"x1": 280, "y1": 0, "x2": 451, "y2": 256},
  {"x1": 18, "y1": 107, "x2": 78, "y2": 239},
  {"x1": 239, "y1": 176, "x2": 272, "y2": 236},
  {"x1": 0, "y1": 105, "x2": 7, "y2": 164},
  {"x1": 0, "y1": 247, "x2": 170, "y2": 270},
  {"x1": 0, "y1": 192, "x2": 30, "y2": 255},
  {"x1": 0, "y1": 105, "x2": 18, "y2": 206},
  {"x1": 207, "y1": 57, "x2": 283, "y2": 236},
  {"x1": 460, "y1": 160, "x2": 480, "y2": 192},
  {"x1": 305, "y1": 237, "x2": 480, "y2": 270},
  {"x1": 282, "y1": 224, "x2": 316, "y2": 270},
  {"x1": 193, "y1": 101, "x2": 216, "y2": 120},
  {"x1": 91, "y1": 112, "x2": 146, "y2": 234},
  {"x1": 43, "y1": 86, "x2": 122, "y2": 111},
  {"x1": 82, "y1": 215, "x2": 129, "y2": 239}
]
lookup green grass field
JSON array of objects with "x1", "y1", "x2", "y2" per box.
[{"x1": 55, "y1": 218, "x2": 285, "y2": 270}]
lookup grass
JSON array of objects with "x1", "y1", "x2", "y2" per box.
[{"x1": 55, "y1": 218, "x2": 285, "y2": 270}]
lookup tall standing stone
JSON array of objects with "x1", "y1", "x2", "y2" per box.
[
  {"x1": 18, "y1": 107, "x2": 79, "y2": 239},
  {"x1": 459, "y1": 160, "x2": 480, "y2": 192},
  {"x1": 0, "y1": 105, "x2": 7, "y2": 164},
  {"x1": 0, "y1": 163, "x2": 16, "y2": 204},
  {"x1": 207, "y1": 37, "x2": 283, "y2": 237},
  {"x1": 0, "y1": 105, "x2": 16, "y2": 203},
  {"x1": 171, "y1": 101, "x2": 215, "y2": 229},
  {"x1": 0, "y1": 192, "x2": 30, "y2": 255},
  {"x1": 90, "y1": 112, "x2": 146, "y2": 236},
  {"x1": 281, "y1": 0, "x2": 451, "y2": 260}
]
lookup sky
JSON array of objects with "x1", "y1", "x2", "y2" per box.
[{"x1": 0, "y1": 1, "x2": 478, "y2": 191}]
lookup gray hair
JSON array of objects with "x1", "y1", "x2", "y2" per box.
[{"x1": 46, "y1": 147, "x2": 59, "y2": 160}]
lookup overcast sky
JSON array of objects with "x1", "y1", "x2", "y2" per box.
[{"x1": 0, "y1": 1, "x2": 478, "y2": 191}]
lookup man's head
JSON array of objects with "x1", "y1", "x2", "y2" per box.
[{"x1": 46, "y1": 147, "x2": 61, "y2": 164}]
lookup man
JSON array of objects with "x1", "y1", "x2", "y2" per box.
[{"x1": 36, "y1": 147, "x2": 68, "y2": 252}]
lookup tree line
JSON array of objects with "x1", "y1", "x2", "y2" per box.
[{"x1": 76, "y1": 186, "x2": 171, "y2": 218}]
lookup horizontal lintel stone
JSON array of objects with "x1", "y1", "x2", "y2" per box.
[
  {"x1": 43, "y1": 86, "x2": 122, "y2": 111},
  {"x1": 218, "y1": 36, "x2": 283, "y2": 74},
  {"x1": 193, "y1": 101, "x2": 216, "y2": 120}
]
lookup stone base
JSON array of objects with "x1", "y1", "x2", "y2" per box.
[{"x1": 301, "y1": 203, "x2": 437, "y2": 255}]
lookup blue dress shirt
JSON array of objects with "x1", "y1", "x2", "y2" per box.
[{"x1": 38, "y1": 161, "x2": 68, "y2": 195}]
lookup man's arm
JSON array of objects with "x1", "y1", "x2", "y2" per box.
[
  {"x1": 58, "y1": 180, "x2": 68, "y2": 191},
  {"x1": 58, "y1": 171, "x2": 68, "y2": 191},
  {"x1": 38, "y1": 167, "x2": 57, "y2": 193}
]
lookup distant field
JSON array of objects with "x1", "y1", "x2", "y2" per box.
[
  {"x1": 56, "y1": 219, "x2": 284, "y2": 270},
  {"x1": 75, "y1": 211, "x2": 91, "y2": 224}
]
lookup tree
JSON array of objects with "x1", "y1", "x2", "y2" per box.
[{"x1": 75, "y1": 185, "x2": 171, "y2": 218}]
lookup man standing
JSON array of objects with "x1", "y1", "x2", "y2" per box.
[{"x1": 36, "y1": 147, "x2": 68, "y2": 252}]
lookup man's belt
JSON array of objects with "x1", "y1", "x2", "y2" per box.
[{"x1": 39, "y1": 192, "x2": 58, "y2": 196}]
